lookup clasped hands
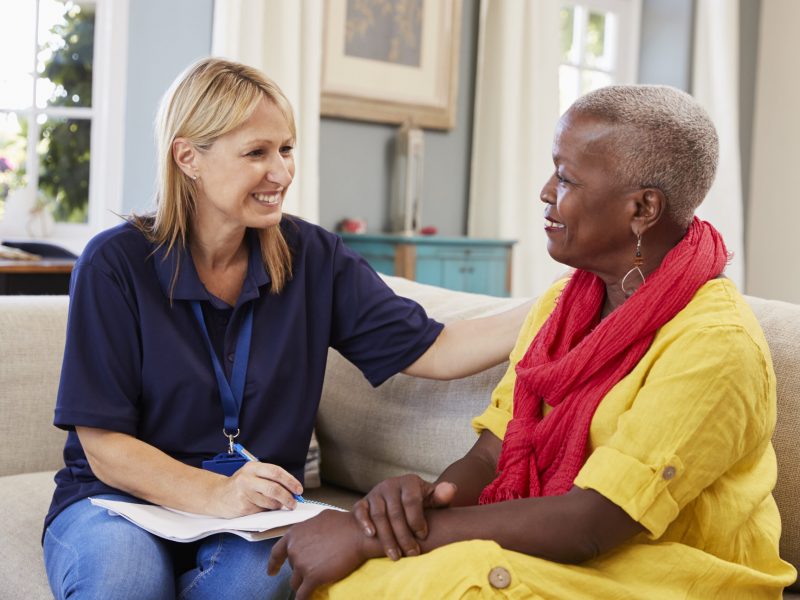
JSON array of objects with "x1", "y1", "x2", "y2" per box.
[{"x1": 267, "y1": 474, "x2": 456, "y2": 599}]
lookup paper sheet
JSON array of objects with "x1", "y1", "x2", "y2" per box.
[{"x1": 90, "y1": 497, "x2": 342, "y2": 543}]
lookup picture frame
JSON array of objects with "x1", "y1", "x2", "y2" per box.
[{"x1": 321, "y1": 0, "x2": 462, "y2": 130}]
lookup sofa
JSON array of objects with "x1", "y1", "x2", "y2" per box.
[{"x1": 1, "y1": 275, "x2": 798, "y2": 598}]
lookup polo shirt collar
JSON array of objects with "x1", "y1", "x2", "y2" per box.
[{"x1": 153, "y1": 228, "x2": 270, "y2": 304}]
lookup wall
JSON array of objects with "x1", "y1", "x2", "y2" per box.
[
  {"x1": 121, "y1": 0, "x2": 214, "y2": 214},
  {"x1": 638, "y1": 0, "x2": 693, "y2": 90},
  {"x1": 747, "y1": 0, "x2": 800, "y2": 303},
  {"x1": 317, "y1": 0, "x2": 480, "y2": 236}
]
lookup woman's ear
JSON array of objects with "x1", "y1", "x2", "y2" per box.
[
  {"x1": 632, "y1": 188, "x2": 666, "y2": 234},
  {"x1": 172, "y1": 138, "x2": 197, "y2": 179}
]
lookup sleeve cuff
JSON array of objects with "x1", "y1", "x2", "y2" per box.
[
  {"x1": 471, "y1": 404, "x2": 511, "y2": 441},
  {"x1": 54, "y1": 408, "x2": 139, "y2": 436},
  {"x1": 366, "y1": 319, "x2": 445, "y2": 387},
  {"x1": 573, "y1": 446, "x2": 683, "y2": 539}
]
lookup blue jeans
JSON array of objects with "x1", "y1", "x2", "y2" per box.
[{"x1": 43, "y1": 495, "x2": 293, "y2": 600}]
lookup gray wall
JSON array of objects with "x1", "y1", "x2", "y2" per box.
[
  {"x1": 318, "y1": 0, "x2": 480, "y2": 236},
  {"x1": 638, "y1": 0, "x2": 694, "y2": 90},
  {"x1": 121, "y1": 0, "x2": 214, "y2": 214}
]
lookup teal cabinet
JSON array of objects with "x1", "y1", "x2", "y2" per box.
[{"x1": 340, "y1": 234, "x2": 516, "y2": 297}]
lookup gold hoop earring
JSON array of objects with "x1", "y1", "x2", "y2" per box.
[{"x1": 621, "y1": 232, "x2": 645, "y2": 297}]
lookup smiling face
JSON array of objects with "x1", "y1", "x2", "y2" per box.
[
  {"x1": 540, "y1": 109, "x2": 641, "y2": 279},
  {"x1": 190, "y1": 97, "x2": 295, "y2": 235}
]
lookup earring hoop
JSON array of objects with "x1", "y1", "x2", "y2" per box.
[{"x1": 621, "y1": 232, "x2": 645, "y2": 297}]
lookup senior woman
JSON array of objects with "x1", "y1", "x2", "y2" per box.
[
  {"x1": 268, "y1": 85, "x2": 798, "y2": 599},
  {"x1": 42, "y1": 58, "x2": 532, "y2": 600}
]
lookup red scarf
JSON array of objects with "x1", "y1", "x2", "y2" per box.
[{"x1": 479, "y1": 218, "x2": 728, "y2": 503}]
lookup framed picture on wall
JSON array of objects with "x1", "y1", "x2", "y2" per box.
[{"x1": 321, "y1": 0, "x2": 461, "y2": 130}]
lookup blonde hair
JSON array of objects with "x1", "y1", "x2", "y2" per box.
[
  {"x1": 131, "y1": 57, "x2": 295, "y2": 294},
  {"x1": 569, "y1": 85, "x2": 719, "y2": 226}
]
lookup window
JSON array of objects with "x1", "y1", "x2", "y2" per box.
[
  {"x1": 0, "y1": 0, "x2": 127, "y2": 249},
  {"x1": 559, "y1": 0, "x2": 641, "y2": 114}
]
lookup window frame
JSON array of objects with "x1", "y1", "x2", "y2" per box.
[
  {"x1": 559, "y1": 0, "x2": 642, "y2": 111},
  {"x1": 0, "y1": 0, "x2": 129, "y2": 253}
]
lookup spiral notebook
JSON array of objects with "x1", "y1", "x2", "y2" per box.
[{"x1": 90, "y1": 497, "x2": 343, "y2": 543}]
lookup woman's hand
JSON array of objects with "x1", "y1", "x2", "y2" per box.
[
  {"x1": 209, "y1": 462, "x2": 304, "y2": 518},
  {"x1": 77, "y1": 426, "x2": 302, "y2": 517},
  {"x1": 352, "y1": 474, "x2": 456, "y2": 559},
  {"x1": 268, "y1": 510, "x2": 373, "y2": 600}
]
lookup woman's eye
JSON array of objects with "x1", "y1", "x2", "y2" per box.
[
  {"x1": 280, "y1": 145, "x2": 294, "y2": 155},
  {"x1": 246, "y1": 149, "x2": 264, "y2": 157}
]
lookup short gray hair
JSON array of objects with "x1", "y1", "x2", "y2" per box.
[{"x1": 569, "y1": 85, "x2": 719, "y2": 225}]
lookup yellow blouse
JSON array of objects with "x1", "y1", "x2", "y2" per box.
[
  {"x1": 471, "y1": 277, "x2": 795, "y2": 596},
  {"x1": 320, "y1": 278, "x2": 796, "y2": 599}
]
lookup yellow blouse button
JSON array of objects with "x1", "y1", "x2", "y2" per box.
[
  {"x1": 662, "y1": 466, "x2": 677, "y2": 480},
  {"x1": 488, "y1": 566, "x2": 511, "y2": 589}
]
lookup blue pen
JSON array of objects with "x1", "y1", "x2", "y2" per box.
[{"x1": 232, "y1": 443, "x2": 305, "y2": 503}]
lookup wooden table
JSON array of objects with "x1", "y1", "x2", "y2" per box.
[{"x1": 0, "y1": 259, "x2": 75, "y2": 294}]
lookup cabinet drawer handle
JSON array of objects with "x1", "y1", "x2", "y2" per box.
[{"x1": 459, "y1": 266, "x2": 475, "y2": 274}]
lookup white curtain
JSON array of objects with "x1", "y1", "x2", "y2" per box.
[
  {"x1": 692, "y1": 0, "x2": 744, "y2": 289},
  {"x1": 212, "y1": 0, "x2": 322, "y2": 223},
  {"x1": 468, "y1": 0, "x2": 562, "y2": 298}
]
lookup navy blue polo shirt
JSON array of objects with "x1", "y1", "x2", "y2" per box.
[{"x1": 45, "y1": 217, "x2": 443, "y2": 531}]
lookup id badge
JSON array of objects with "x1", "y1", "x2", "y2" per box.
[{"x1": 201, "y1": 452, "x2": 247, "y2": 476}]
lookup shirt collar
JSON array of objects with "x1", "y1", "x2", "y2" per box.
[{"x1": 153, "y1": 228, "x2": 270, "y2": 304}]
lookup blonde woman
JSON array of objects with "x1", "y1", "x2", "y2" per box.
[{"x1": 42, "y1": 58, "x2": 530, "y2": 599}]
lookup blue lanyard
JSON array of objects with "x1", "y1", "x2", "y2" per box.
[{"x1": 190, "y1": 301, "x2": 254, "y2": 440}]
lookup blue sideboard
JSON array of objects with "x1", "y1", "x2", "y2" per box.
[{"x1": 339, "y1": 233, "x2": 516, "y2": 297}]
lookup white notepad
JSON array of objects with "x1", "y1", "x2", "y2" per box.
[{"x1": 90, "y1": 497, "x2": 343, "y2": 543}]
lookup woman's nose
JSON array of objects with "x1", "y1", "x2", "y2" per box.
[
  {"x1": 266, "y1": 156, "x2": 292, "y2": 187},
  {"x1": 540, "y1": 174, "x2": 556, "y2": 204}
]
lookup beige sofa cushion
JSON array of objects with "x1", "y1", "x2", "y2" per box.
[
  {"x1": 747, "y1": 295, "x2": 800, "y2": 587},
  {"x1": 0, "y1": 296, "x2": 68, "y2": 477},
  {"x1": 317, "y1": 276, "x2": 526, "y2": 490},
  {"x1": 318, "y1": 352, "x2": 509, "y2": 490}
]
